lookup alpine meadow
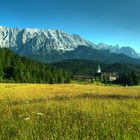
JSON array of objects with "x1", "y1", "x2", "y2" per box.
[
  {"x1": 0, "y1": 0, "x2": 140, "y2": 139},
  {"x1": 0, "y1": 84, "x2": 140, "y2": 140}
]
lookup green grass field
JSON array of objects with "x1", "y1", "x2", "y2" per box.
[{"x1": 0, "y1": 84, "x2": 140, "y2": 140}]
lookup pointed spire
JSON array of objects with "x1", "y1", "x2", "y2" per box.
[{"x1": 97, "y1": 64, "x2": 101, "y2": 73}]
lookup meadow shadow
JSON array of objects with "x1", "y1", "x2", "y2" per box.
[{"x1": 51, "y1": 93, "x2": 140, "y2": 101}]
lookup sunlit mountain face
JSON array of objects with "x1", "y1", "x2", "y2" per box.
[{"x1": 0, "y1": 26, "x2": 139, "y2": 63}]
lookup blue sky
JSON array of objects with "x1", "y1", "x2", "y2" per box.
[{"x1": 0, "y1": 0, "x2": 140, "y2": 52}]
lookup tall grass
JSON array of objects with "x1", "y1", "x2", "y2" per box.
[{"x1": 0, "y1": 84, "x2": 140, "y2": 140}]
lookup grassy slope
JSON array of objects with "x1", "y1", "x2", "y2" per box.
[{"x1": 0, "y1": 84, "x2": 140, "y2": 140}]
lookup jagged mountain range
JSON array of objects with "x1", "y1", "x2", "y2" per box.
[
  {"x1": 0, "y1": 26, "x2": 94, "y2": 52},
  {"x1": 0, "y1": 26, "x2": 139, "y2": 63}
]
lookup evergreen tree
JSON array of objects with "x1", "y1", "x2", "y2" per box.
[
  {"x1": 117, "y1": 71, "x2": 140, "y2": 86},
  {"x1": 0, "y1": 60, "x2": 3, "y2": 81}
]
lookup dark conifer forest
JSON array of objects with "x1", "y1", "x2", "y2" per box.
[{"x1": 0, "y1": 48, "x2": 71, "y2": 83}]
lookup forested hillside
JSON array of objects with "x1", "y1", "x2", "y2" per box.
[
  {"x1": 53, "y1": 59, "x2": 140, "y2": 75},
  {"x1": 0, "y1": 48, "x2": 71, "y2": 83}
]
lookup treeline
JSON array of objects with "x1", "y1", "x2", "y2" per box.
[
  {"x1": 116, "y1": 71, "x2": 140, "y2": 86},
  {"x1": 0, "y1": 48, "x2": 71, "y2": 83}
]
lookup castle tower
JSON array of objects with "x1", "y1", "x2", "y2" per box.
[{"x1": 97, "y1": 64, "x2": 101, "y2": 73}]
